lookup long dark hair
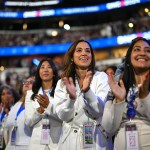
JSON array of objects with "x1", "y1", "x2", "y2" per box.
[
  {"x1": 61, "y1": 39, "x2": 95, "y2": 84},
  {"x1": 31, "y1": 58, "x2": 59, "y2": 100},
  {"x1": 122, "y1": 37, "x2": 150, "y2": 96}
]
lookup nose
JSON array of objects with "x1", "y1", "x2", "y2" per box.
[
  {"x1": 140, "y1": 50, "x2": 147, "y2": 55},
  {"x1": 81, "y1": 49, "x2": 87, "y2": 55},
  {"x1": 44, "y1": 67, "x2": 49, "y2": 71}
]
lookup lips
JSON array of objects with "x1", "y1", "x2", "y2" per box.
[{"x1": 43, "y1": 74, "x2": 49, "y2": 76}]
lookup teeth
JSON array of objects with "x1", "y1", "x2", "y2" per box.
[
  {"x1": 137, "y1": 59, "x2": 146, "y2": 61},
  {"x1": 80, "y1": 58, "x2": 87, "y2": 60}
]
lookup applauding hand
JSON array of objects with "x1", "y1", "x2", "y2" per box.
[{"x1": 62, "y1": 77, "x2": 76, "y2": 100}]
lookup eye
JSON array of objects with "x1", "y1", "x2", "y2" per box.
[
  {"x1": 133, "y1": 47, "x2": 140, "y2": 52},
  {"x1": 75, "y1": 48, "x2": 82, "y2": 52},
  {"x1": 85, "y1": 49, "x2": 91, "y2": 53},
  {"x1": 145, "y1": 49, "x2": 150, "y2": 53},
  {"x1": 40, "y1": 66, "x2": 45, "y2": 69}
]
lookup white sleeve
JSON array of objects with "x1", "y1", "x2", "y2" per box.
[
  {"x1": 55, "y1": 80, "x2": 75, "y2": 122},
  {"x1": 141, "y1": 92, "x2": 150, "y2": 119},
  {"x1": 24, "y1": 90, "x2": 43, "y2": 127},
  {"x1": 101, "y1": 100, "x2": 126, "y2": 135},
  {"x1": 83, "y1": 72, "x2": 110, "y2": 119}
]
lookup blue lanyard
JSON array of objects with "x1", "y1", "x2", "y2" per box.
[
  {"x1": 15, "y1": 103, "x2": 25, "y2": 120},
  {"x1": 42, "y1": 87, "x2": 52, "y2": 96},
  {"x1": 0, "y1": 111, "x2": 5, "y2": 122},
  {"x1": 126, "y1": 88, "x2": 136, "y2": 120}
]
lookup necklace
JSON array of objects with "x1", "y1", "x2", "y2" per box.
[
  {"x1": 126, "y1": 85, "x2": 139, "y2": 120},
  {"x1": 42, "y1": 87, "x2": 53, "y2": 95},
  {"x1": 44, "y1": 89, "x2": 51, "y2": 93}
]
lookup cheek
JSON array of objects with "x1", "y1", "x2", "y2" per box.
[
  {"x1": 4, "y1": 96, "x2": 14, "y2": 104},
  {"x1": 28, "y1": 85, "x2": 33, "y2": 90},
  {"x1": 39, "y1": 72, "x2": 43, "y2": 79},
  {"x1": 130, "y1": 54, "x2": 135, "y2": 64},
  {"x1": 1, "y1": 97, "x2": 5, "y2": 103}
]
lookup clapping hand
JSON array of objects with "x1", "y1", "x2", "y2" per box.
[
  {"x1": 62, "y1": 77, "x2": 76, "y2": 100},
  {"x1": 81, "y1": 71, "x2": 93, "y2": 93},
  {"x1": 108, "y1": 74, "x2": 126, "y2": 103},
  {"x1": 139, "y1": 72, "x2": 150, "y2": 99},
  {"x1": 35, "y1": 93, "x2": 49, "y2": 113}
]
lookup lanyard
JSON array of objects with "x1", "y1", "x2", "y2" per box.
[
  {"x1": 15, "y1": 103, "x2": 25, "y2": 120},
  {"x1": 0, "y1": 111, "x2": 5, "y2": 122},
  {"x1": 42, "y1": 87, "x2": 52, "y2": 96}
]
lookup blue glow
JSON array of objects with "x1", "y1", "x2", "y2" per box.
[
  {"x1": 32, "y1": 58, "x2": 40, "y2": 66},
  {"x1": 0, "y1": 0, "x2": 149, "y2": 18},
  {"x1": 0, "y1": 31, "x2": 149, "y2": 57}
]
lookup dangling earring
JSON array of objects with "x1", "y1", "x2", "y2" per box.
[{"x1": 71, "y1": 59, "x2": 73, "y2": 64}]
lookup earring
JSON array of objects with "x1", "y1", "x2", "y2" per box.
[{"x1": 71, "y1": 59, "x2": 73, "y2": 64}]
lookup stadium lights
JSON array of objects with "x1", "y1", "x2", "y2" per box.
[
  {"x1": 0, "y1": 0, "x2": 149, "y2": 18},
  {"x1": 4, "y1": 0, "x2": 60, "y2": 7}
]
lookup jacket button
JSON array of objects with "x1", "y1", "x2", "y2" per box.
[{"x1": 74, "y1": 130, "x2": 77, "y2": 133}]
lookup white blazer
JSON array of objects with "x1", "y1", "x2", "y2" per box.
[
  {"x1": 5, "y1": 101, "x2": 32, "y2": 150},
  {"x1": 25, "y1": 88, "x2": 62, "y2": 150},
  {"x1": 55, "y1": 71, "x2": 112, "y2": 150}
]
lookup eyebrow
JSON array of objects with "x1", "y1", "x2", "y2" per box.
[
  {"x1": 133, "y1": 46, "x2": 150, "y2": 48},
  {"x1": 76, "y1": 47, "x2": 90, "y2": 49}
]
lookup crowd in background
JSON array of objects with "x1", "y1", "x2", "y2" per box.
[{"x1": 0, "y1": 17, "x2": 149, "y2": 47}]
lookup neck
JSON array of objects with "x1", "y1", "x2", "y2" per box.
[
  {"x1": 134, "y1": 70, "x2": 149, "y2": 85},
  {"x1": 42, "y1": 80, "x2": 52, "y2": 90},
  {"x1": 76, "y1": 69, "x2": 88, "y2": 79},
  {"x1": 19, "y1": 96, "x2": 25, "y2": 102}
]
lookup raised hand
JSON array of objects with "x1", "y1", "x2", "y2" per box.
[
  {"x1": 3, "y1": 101, "x2": 10, "y2": 114},
  {"x1": 35, "y1": 93, "x2": 49, "y2": 109},
  {"x1": 139, "y1": 72, "x2": 150, "y2": 99},
  {"x1": 62, "y1": 77, "x2": 76, "y2": 100},
  {"x1": 108, "y1": 74, "x2": 126, "y2": 103},
  {"x1": 81, "y1": 71, "x2": 93, "y2": 93}
]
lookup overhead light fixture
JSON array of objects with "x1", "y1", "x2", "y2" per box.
[
  {"x1": 64, "y1": 24, "x2": 70, "y2": 30},
  {"x1": 51, "y1": 30, "x2": 58, "y2": 36},
  {"x1": 23, "y1": 23, "x2": 27, "y2": 30},
  {"x1": 128, "y1": 22, "x2": 134, "y2": 28},
  {"x1": 59, "y1": 20, "x2": 64, "y2": 27}
]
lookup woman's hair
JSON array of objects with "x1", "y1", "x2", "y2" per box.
[
  {"x1": 61, "y1": 39, "x2": 95, "y2": 84},
  {"x1": 31, "y1": 58, "x2": 59, "y2": 100},
  {"x1": 122, "y1": 37, "x2": 150, "y2": 96},
  {"x1": 105, "y1": 65, "x2": 117, "y2": 74},
  {"x1": 0, "y1": 84, "x2": 20, "y2": 104}
]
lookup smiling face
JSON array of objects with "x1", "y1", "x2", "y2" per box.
[
  {"x1": 73, "y1": 41, "x2": 92, "y2": 70},
  {"x1": 131, "y1": 40, "x2": 150, "y2": 73},
  {"x1": 39, "y1": 61, "x2": 54, "y2": 82}
]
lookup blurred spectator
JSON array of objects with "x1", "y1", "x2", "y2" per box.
[
  {"x1": 105, "y1": 65, "x2": 117, "y2": 77},
  {"x1": 5, "y1": 76, "x2": 35, "y2": 150},
  {"x1": 0, "y1": 85, "x2": 20, "y2": 149}
]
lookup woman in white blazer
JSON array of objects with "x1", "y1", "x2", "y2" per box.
[
  {"x1": 0, "y1": 85, "x2": 20, "y2": 149},
  {"x1": 54, "y1": 40, "x2": 112, "y2": 150},
  {"x1": 102, "y1": 37, "x2": 150, "y2": 150},
  {"x1": 5, "y1": 76, "x2": 34, "y2": 150},
  {"x1": 25, "y1": 58, "x2": 62, "y2": 150}
]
